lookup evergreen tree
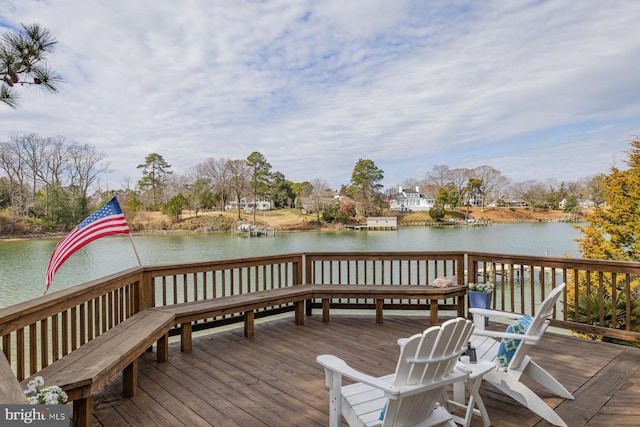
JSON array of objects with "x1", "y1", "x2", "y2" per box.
[
  {"x1": 350, "y1": 159, "x2": 384, "y2": 217},
  {"x1": 137, "y1": 153, "x2": 172, "y2": 209},
  {"x1": 269, "y1": 171, "x2": 293, "y2": 208},
  {"x1": 246, "y1": 151, "x2": 271, "y2": 224},
  {"x1": 578, "y1": 138, "x2": 640, "y2": 261},
  {"x1": 1, "y1": 24, "x2": 62, "y2": 108},
  {"x1": 165, "y1": 193, "x2": 186, "y2": 222},
  {"x1": 574, "y1": 138, "x2": 640, "y2": 341}
]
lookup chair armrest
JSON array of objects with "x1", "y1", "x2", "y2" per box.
[
  {"x1": 316, "y1": 354, "x2": 470, "y2": 398},
  {"x1": 469, "y1": 308, "x2": 523, "y2": 330},
  {"x1": 472, "y1": 329, "x2": 541, "y2": 343},
  {"x1": 317, "y1": 354, "x2": 401, "y2": 396},
  {"x1": 468, "y1": 307, "x2": 522, "y2": 320}
]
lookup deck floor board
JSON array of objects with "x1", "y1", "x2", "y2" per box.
[{"x1": 89, "y1": 314, "x2": 640, "y2": 426}]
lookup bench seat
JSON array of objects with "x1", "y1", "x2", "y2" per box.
[
  {"x1": 155, "y1": 284, "x2": 467, "y2": 353},
  {"x1": 21, "y1": 309, "x2": 175, "y2": 427},
  {"x1": 154, "y1": 285, "x2": 313, "y2": 352},
  {"x1": 310, "y1": 284, "x2": 467, "y2": 324}
]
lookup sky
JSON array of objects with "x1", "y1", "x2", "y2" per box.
[{"x1": 2, "y1": 0, "x2": 640, "y2": 191}]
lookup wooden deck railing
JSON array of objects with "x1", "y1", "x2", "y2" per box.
[
  {"x1": 1, "y1": 251, "x2": 639, "y2": 380},
  {"x1": 0, "y1": 267, "x2": 143, "y2": 381},
  {"x1": 148, "y1": 254, "x2": 304, "y2": 332},
  {"x1": 468, "y1": 252, "x2": 640, "y2": 343},
  {"x1": 304, "y1": 251, "x2": 465, "y2": 314}
]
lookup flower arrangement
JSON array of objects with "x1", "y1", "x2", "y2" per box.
[
  {"x1": 24, "y1": 376, "x2": 68, "y2": 405},
  {"x1": 469, "y1": 282, "x2": 495, "y2": 293}
]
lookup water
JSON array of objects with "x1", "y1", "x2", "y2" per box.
[{"x1": 0, "y1": 222, "x2": 582, "y2": 308}]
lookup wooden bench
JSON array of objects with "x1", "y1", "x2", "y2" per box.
[
  {"x1": 309, "y1": 284, "x2": 467, "y2": 324},
  {"x1": 20, "y1": 309, "x2": 175, "y2": 427},
  {"x1": 154, "y1": 285, "x2": 313, "y2": 352},
  {"x1": 155, "y1": 284, "x2": 467, "y2": 353},
  {"x1": 1, "y1": 351, "x2": 28, "y2": 403}
]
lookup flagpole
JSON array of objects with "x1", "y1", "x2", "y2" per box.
[{"x1": 128, "y1": 233, "x2": 143, "y2": 266}]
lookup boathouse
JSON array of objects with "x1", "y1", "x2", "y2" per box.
[{"x1": 366, "y1": 216, "x2": 397, "y2": 230}]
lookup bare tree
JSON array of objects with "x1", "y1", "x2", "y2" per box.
[
  {"x1": 449, "y1": 168, "x2": 473, "y2": 207},
  {"x1": 194, "y1": 157, "x2": 232, "y2": 210},
  {"x1": 120, "y1": 176, "x2": 136, "y2": 193},
  {"x1": 0, "y1": 133, "x2": 110, "y2": 224},
  {"x1": 399, "y1": 178, "x2": 420, "y2": 191},
  {"x1": 0, "y1": 140, "x2": 28, "y2": 216},
  {"x1": 472, "y1": 165, "x2": 509, "y2": 211},
  {"x1": 15, "y1": 134, "x2": 47, "y2": 206},
  {"x1": 584, "y1": 174, "x2": 605, "y2": 206},
  {"x1": 308, "y1": 178, "x2": 330, "y2": 222},
  {"x1": 226, "y1": 159, "x2": 250, "y2": 219},
  {"x1": 68, "y1": 144, "x2": 109, "y2": 199},
  {"x1": 426, "y1": 165, "x2": 452, "y2": 189},
  {"x1": 514, "y1": 180, "x2": 547, "y2": 211},
  {"x1": 10, "y1": 134, "x2": 69, "y2": 217}
]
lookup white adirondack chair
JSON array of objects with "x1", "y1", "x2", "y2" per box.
[
  {"x1": 468, "y1": 282, "x2": 574, "y2": 427},
  {"x1": 317, "y1": 317, "x2": 474, "y2": 427}
]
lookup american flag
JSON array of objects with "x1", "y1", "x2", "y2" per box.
[{"x1": 45, "y1": 196, "x2": 130, "y2": 294}]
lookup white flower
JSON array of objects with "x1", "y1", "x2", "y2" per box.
[
  {"x1": 24, "y1": 378, "x2": 68, "y2": 404},
  {"x1": 469, "y1": 282, "x2": 495, "y2": 293}
]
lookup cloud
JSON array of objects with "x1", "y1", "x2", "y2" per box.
[{"x1": 1, "y1": 0, "x2": 639, "y2": 190}]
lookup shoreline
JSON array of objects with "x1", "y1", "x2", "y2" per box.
[
  {"x1": 0, "y1": 218, "x2": 585, "y2": 242},
  {"x1": 0, "y1": 207, "x2": 586, "y2": 241}
]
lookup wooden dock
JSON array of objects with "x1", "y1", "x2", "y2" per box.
[{"x1": 91, "y1": 314, "x2": 640, "y2": 426}]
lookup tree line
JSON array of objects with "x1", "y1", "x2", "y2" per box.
[
  {"x1": 130, "y1": 152, "x2": 385, "y2": 223},
  {"x1": 0, "y1": 134, "x2": 108, "y2": 229},
  {"x1": 0, "y1": 132, "x2": 606, "y2": 231},
  {"x1": 398, "y1": 164, "x2": 603, "y2": 215}
]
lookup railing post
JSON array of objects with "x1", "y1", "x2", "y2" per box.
[
  {"x1": 465, "y1": 254, "x2": 478, "y2": 318},
  {"x1": 457, "y1": 254, "x2": 466, "y2": 285},
  {"x1": 135, "y1": 269, "x2": 154, "y2": 313},
  {"x1": 304, "y1": 253, "x2": 312, "y2": 284},
  {"x1": 304, "y1": 254, "x2": 314, "y2": 316},
  {"x1": 295, "y1": 254, "x2": 304, "y2": 285},
  {"x1": 467, "y1": 255, "x2": 478, "y2": 285}
]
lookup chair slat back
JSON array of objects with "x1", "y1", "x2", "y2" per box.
[
  {"x1": 509, "y1": 283, "x2": 566, "y2": 369},
  {"x1": 384, "y1": 318, "x2": 473, "y2": 426}
]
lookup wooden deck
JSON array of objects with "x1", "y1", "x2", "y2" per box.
[{"x1": 91, "y1": 314, "x2": 640, "y2": 426}]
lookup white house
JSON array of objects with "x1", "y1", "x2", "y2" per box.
[
  {"x1": 559, "y1": 198, "x2": 594, "y2": 210},
  {"x1": 390, "y1": 186, "x2": 435, "y2": 212},
  {"x1": 225, "y1": 196, "x2": 272, "y2": 211}
]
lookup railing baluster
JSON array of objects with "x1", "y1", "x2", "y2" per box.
[
  {"x1": 598, "y1": 271, "x2": 605, "y2": 326},
  {"x1": 17, "y1": 329, "x2": 24, "y2": 381},
  {"x1": 40, "y1": 318, "x2": 48, "y2": 369},
  {"x1": 52, "y1": 313, "x2": 59, "y2": 363},
  {"x1": 625, "y1": 274, "x2": 632, "y2": 331},
  {"x1": 29, "y1": 323, "x2": 37, "y2": 375},
  {"x1": 611, "y1": 272, "x2": 618, "y2": 329}
]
